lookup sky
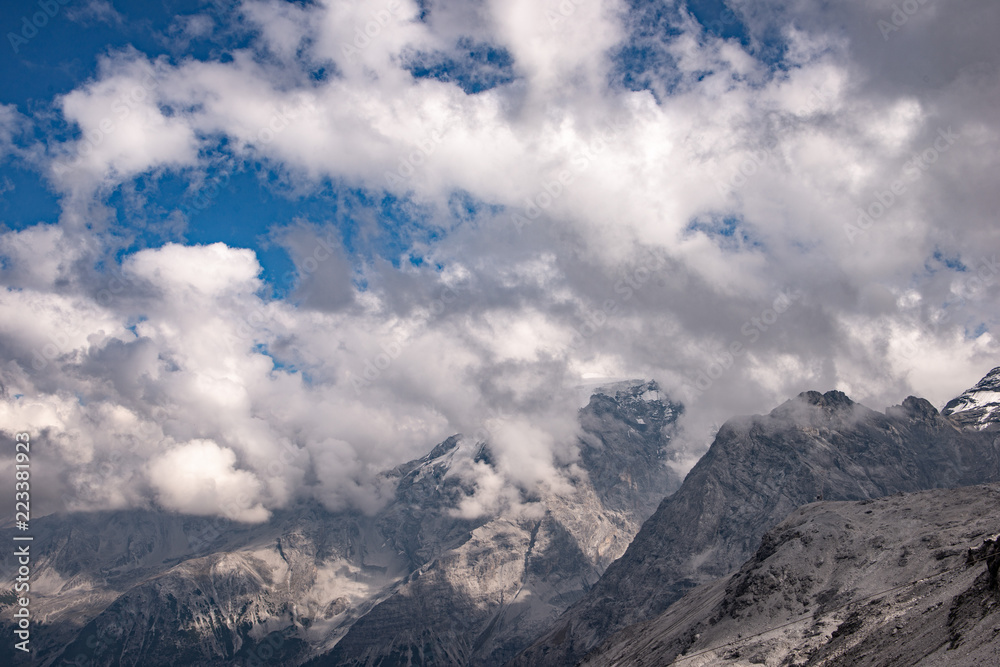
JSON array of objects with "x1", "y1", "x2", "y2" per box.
[{"x1": 1, "y1": 0, "x2": 998, "y2": 523}]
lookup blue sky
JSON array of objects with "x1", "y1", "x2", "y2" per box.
[
  {"x1": 0, "y1": 0, "x2": 763, "y2": 286},
  {"x1": 1, "y1": 0, "x2": 999, "y2": 520},
  {"x1": 1, "y1": 0, "x2": 547, "y2": 300}
]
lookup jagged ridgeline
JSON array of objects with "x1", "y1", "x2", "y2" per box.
[
  {"x1": 0, "y1": 381, "x2": 684, "y2": 666},
  {"x1": 514, "y1": 369, "x2": 1000, "y2": 667},
  {"x1": 582, "y1": 484, "x2": 1000, "y2": 666},
  {"x1": 4, "y1": 369, "x2": 1000, "y2": 666}
]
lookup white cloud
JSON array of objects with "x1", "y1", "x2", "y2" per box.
[
  {"x1": 125, "y1": 242, "x2": 261, "y2": 296},
  {"x1": 2, "y1": 0, "x2": 999, "y2": 520},
  {"x1": 148, "y1": 439, "x2": 270, "y2": 522}
]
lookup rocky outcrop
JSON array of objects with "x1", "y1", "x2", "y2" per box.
[
  {"x1": 514, "y1": 385, "x2": 1000, "y2": 666},
  {"x1": 967, "y1": 536, "x2": 1000, "y2": 590},
  {"x1": 582, "y1": 484, "x2": 1000, "y2": 667}
]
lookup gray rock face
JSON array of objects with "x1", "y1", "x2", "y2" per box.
[
  {"x1": 942, "y1": 366, "x2": 1000, "y2": 430},
  {"x1": 3, "y1": 504, "x2": 415, "y2": 666},
  {"x1": 0, "y1": 381, "x2": 683, "y2": 666},
  {"x1": 582, "y1": 484, "x2": 1000, "y2": 667},
  {"x1": 514, "y1": 387, "x2": 1000, "y2": 666},
  {"x1": 306, "y1": 381, "x2": 684, "y2": 666}
]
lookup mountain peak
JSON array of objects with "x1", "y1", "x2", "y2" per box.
[
  {"x1": 942, "y1": 366, "x2": 1000, "y2": 430},
  {"x1": 424, "y1": 434, "x2": 461, "y2": 461},
  {"x1": 513, "y1": 385, "x2": 1000, "y2": 667},
  {"x1": 883, "y1": 395, "x2": 941, "y2": 422},
  {"x1": 589, "y1": 378, "x2": 659, "y2": 400},
  {"x1": 768, "y1": 389, "x2": 858, "y2": 423},
  {"x1": 797, "y1": 389, "x2": 854, "y2": 408}
]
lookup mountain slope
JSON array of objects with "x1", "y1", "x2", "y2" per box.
[
  {"x1": 582, "y1": 484, "x2": 1000, "y2": 667},
  {"x1": 307, "y1": 381, "x2": 684, "y2": 666},
  {"x1": 0, "y1": 381, "x2": 684, "y2": 666},
  {"x1": 514, "y1": 387, "x2": 1000, "y2": 666},
  {"x1": 942, "y1": 366, "x2": 1000, "y2": 430}
]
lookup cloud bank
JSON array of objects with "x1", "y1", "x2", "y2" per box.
[{"x1": 1, "y1": 0, "x2": 999, "y2": 521}]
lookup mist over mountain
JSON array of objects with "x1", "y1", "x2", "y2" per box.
[
  {"x1": 3, "y1": 0, "x2": 999, "y2": 539},
  {"x1": 514, "y1": 369, "x2": 1000, "y2": 666},
  {"x1": 1, "y1": 382, "x2": 683, "y2": 666},
  {"x1": 5, "y1": 365, "x2": 1000, "y2": 666}
]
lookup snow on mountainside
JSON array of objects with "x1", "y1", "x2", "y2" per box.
[{"x1": 943, "y1": 366, "x2": 1000, "y2": 430}]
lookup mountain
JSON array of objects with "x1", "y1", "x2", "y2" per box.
[
  {"x1": 582, "y1": 483, "x2": 1000, "y2": 666},
  {"x1": 0, "y1": 381, "x2": 683, "y2": 666},
  {"x1": 305, "y1": 381, "x2": 683, "y2": 666},
  {"x1": 514, "y1": 382, "x2": 1000, "y2": 666},
  {"x1": 3, "y1": 503, "x2": 414, "y2": 666},
  {"x1": 942, "y1": 366, "x2": 1000, "y2": 430}
]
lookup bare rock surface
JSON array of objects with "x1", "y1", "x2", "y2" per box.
[
  {"x1": 513, "y1": 380, "x2": 1000, "y2": 666},
  {"x1": 306, "y1": 381, "x2": 684, "y2": 666},
  {"x1": 582, "y1": 483, "x2": 1000, "y2": 667},
  {"x1": 0, "y1": 381, "x2": 683, "y2": 666}
]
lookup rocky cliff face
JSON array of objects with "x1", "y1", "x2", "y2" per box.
[
  {"x1": 514, "y1": 383, "x2": 1000, "y2": 666},
  {"x1": 0, "y1": 381, "x2": 683, "y2": 666},
  {"x1": 2, "y1": 502, "x2": 416, "y2": 666},
  {"x1": 582, "y1": 484, "x2": 1000, "y2": 667},
  {"x1": 943, "y1": 366, "x2": 1000, "y2": 430},
  {"x1": 306, "y1": 381, "x2": 684, "y2": 666}
]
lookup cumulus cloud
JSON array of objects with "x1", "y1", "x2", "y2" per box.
[
  {"x1": 147, "y1": 439, "x2": 270, "y2": 522},
  {"x1": 0, "y1": 104, "x2": 28, "y2": 161},
  {"x1": 2, "y1": 0, "x2": 999, "y2": 521}
]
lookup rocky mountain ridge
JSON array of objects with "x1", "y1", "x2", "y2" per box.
[
  {"x1": 7, "y1": 369, "x2": 1000, "y2": 666},
  {"x1": 514, "y1": 372, "x2": 1000, "y2": 666},
  {"x1": 581, "y1": 484, "x2": 1000, "y2": 666},
  {"x1": 305, "y1": 381, "x2": 683, "y2": 666},
  {"x1": 0, "y1": 380, "x2": 683, "y2": 666},
  {"x1": 942, "y1": 366, "x2": 1000, "y2": 430}
]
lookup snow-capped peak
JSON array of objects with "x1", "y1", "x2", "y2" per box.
[{"x1": 942, "y1": 366, "x2": 1000, "y2": 430}]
